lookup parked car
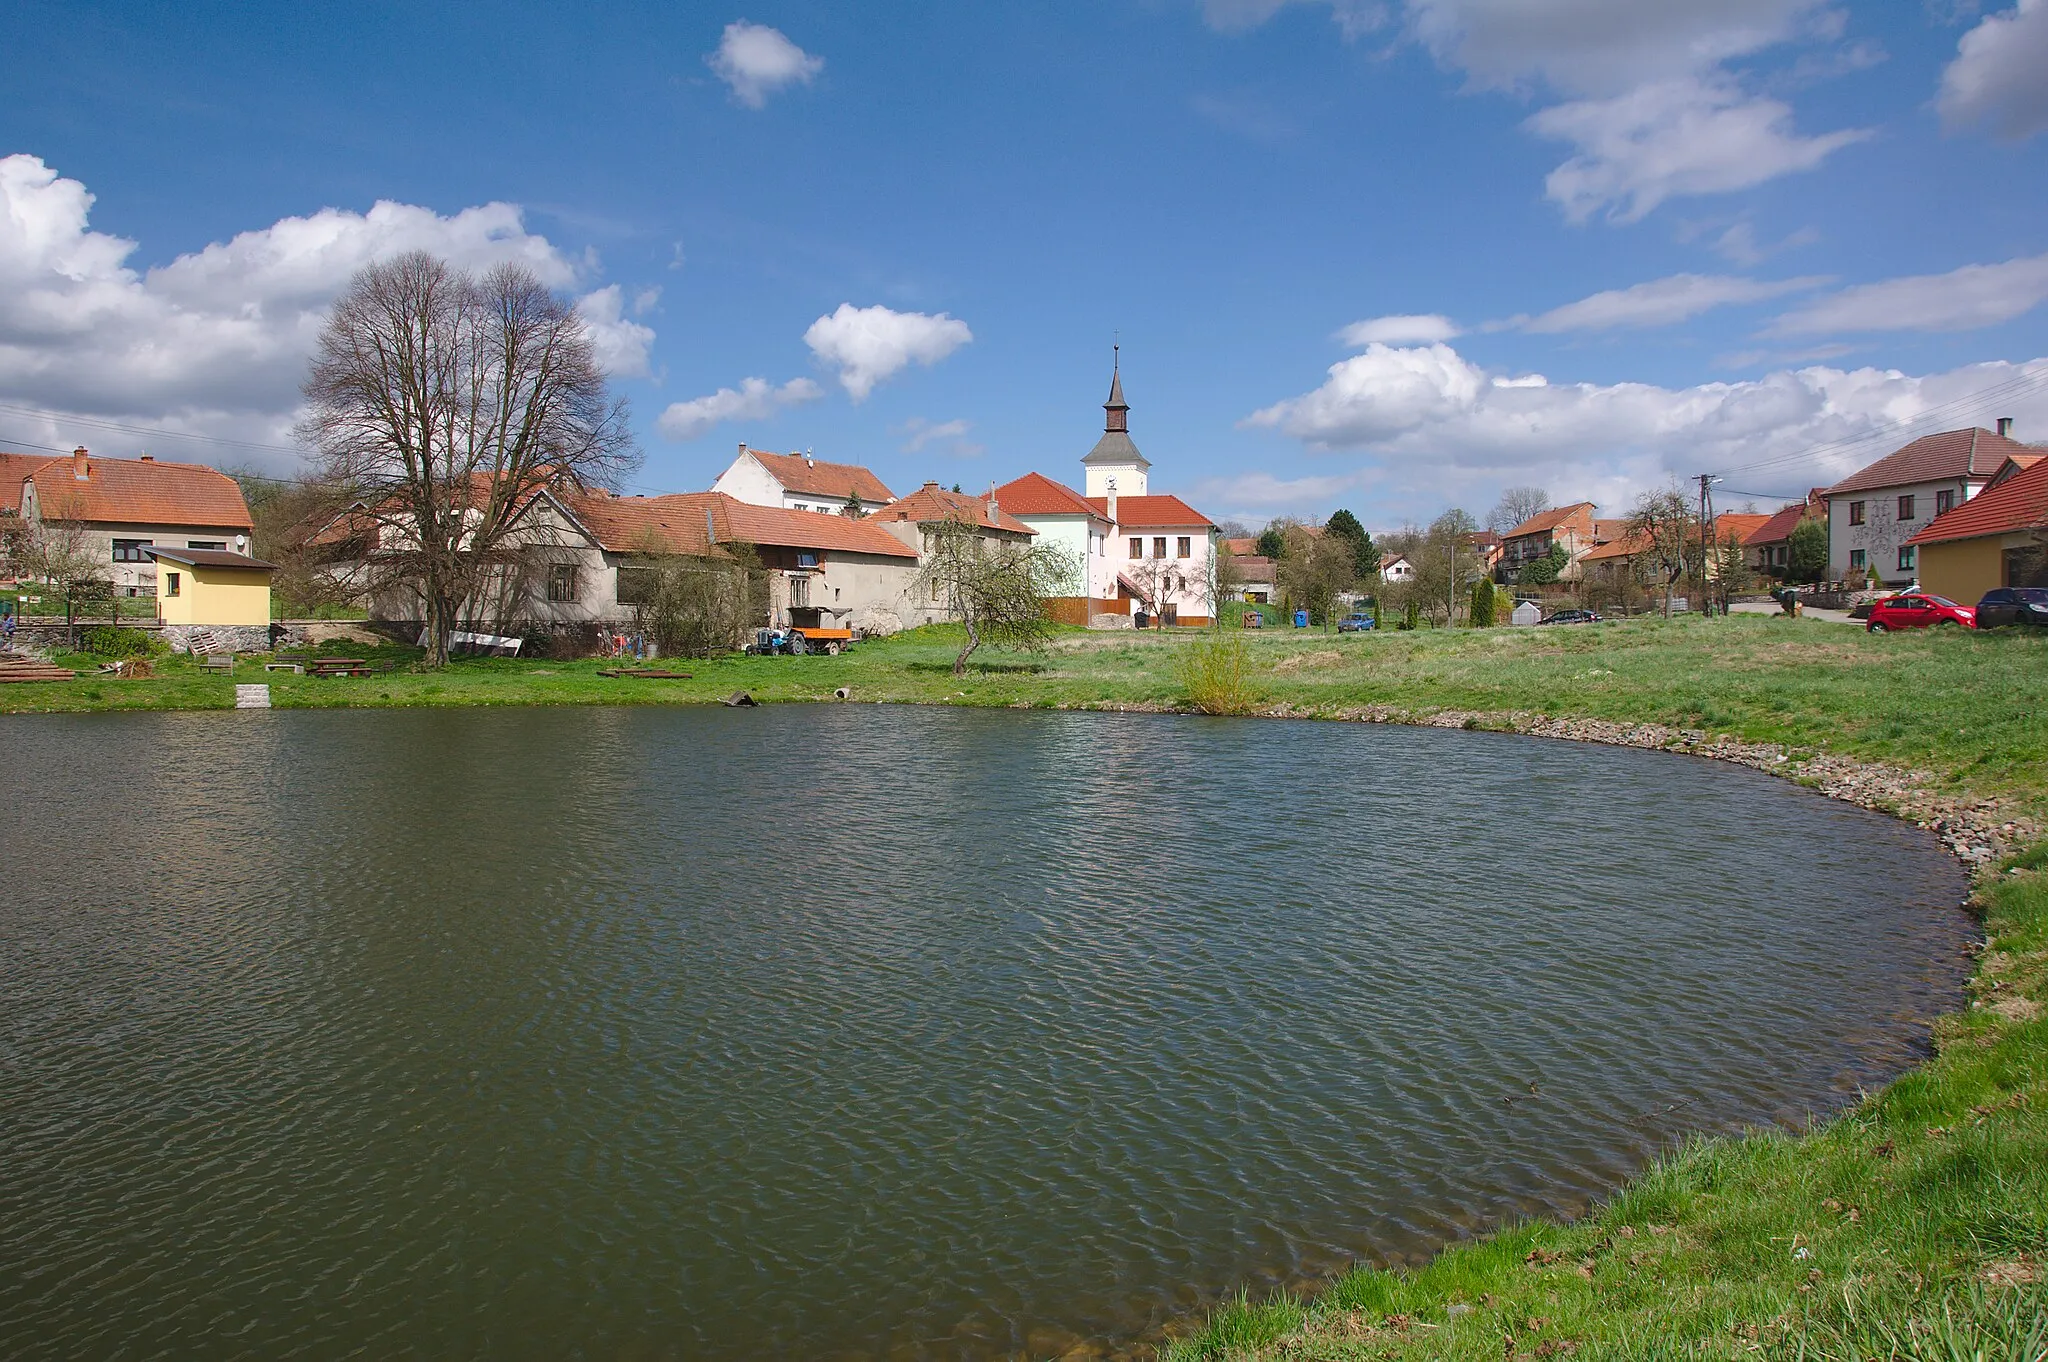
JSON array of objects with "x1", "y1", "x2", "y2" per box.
[
  {"x1": 1538, "y1": 609, "x2": 1602, "y2": 626},
  {"x1": 1865, "y1": 594, "x2": 1975, "y2": 632},
  {"x1": 1974, "y1": 587, "x2": 2048, "y2": 629},
  {"x1": 1336, "y1": 613, "x2": 1375, "y2": 632}
]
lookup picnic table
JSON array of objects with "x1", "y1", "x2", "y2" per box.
[{"x1": 309, "y1": 656, "x2": 372, "y2": 678}]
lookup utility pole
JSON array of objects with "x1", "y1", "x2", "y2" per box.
[{"x1": 1696, "y1": 473, "x2": 1721, "y2": 616}]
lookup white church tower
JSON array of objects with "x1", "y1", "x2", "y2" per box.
[{"x1": 1081, "y1": 351, "x2": 1150, "y2": 498}]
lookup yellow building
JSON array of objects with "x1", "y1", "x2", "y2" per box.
[
  {"x1": 1905, "y1": 454, "x2": 2048, "y2": 605},
  {"x1": 145, "y1": 546, "x2": 277, "y2": 625}
]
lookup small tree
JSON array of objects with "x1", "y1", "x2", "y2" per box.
[
  {"x1": 630, "y1": 542, "x2": 765, "y2": 658},
  {"x1": 1411, "y1": 508, "x2": 1479, "y2": 625},
  {"x1": 1255, "y1": 526, "x2": 1287, "y2": 560},
  {"x1": 916, "y1": 517, "x2": 1076, "y2": 674},
  {"x1": 1127, "y1": 554, "x2": 1190, "y2": 627},
  {"x1": 1468, "y1": 575, "x2": 1497, "y2": 626},
  {"x1": 841, "y1": 490, "x2": 866, "y2": 518},
  {"x1": 1709, "y1": 530, "x2": 1755, "y2": 612},
  {"x1": 1785, "y1": 518, "x2": 1827, "y2": 584},
  {"x1": 1277, "y1": 526, "x2": 1356, "y2": 629},
  {"x1": 1625, "y1": 488, "x2": 1697, "y2": 617}
]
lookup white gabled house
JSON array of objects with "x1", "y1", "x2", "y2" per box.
[{"x1": 711, "y1": 444, "x2": 897, "y2": 517}]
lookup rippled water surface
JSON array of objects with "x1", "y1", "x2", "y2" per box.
[{"x1": 0, "y1": 706, "x2": 1972, "y2": 1359}]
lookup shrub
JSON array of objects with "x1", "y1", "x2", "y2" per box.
[
  {"x1": 1179, "y1": 632, "x2": 1258, "y2": 715},
  {"x1": 1468, "y1": 576, "x2": 1497, "y2": 626},
  {"x1": 80, "y1": 626, "x2": 157, "y2": 658}
]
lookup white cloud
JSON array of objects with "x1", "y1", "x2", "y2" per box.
[
  {"x1": 1242, "y1": 339, "x2": 2048, "y2": 503},
  {"x1": 1199, "y1": 0, "x2": 1388, "y2": 39},
  {"x1": 1188, "y1": 467, "x2": 1386, "y2": 524},
  {"x1": 656, "y1": 376, "x2": 821, "y2": 441},
  {"x1": 1511, "y1": 272, "x2": 1830, "y2": 332},
  {"x1": 1937, "y1": 0, "x2": 2048, "y2": 140},
  {"x1": 896, "y1": 417, "x2": 979, "y2": 456},
  {"x1": 1764, "y1": 253, "x2": 2048, "y2": 336},
  {"x1": 0, "y1": 153, "x2": 624, "y2": 472},
  {"x1": 803, "y1": 303, "x2": 973, "y2": 402},
  {"x1": 1530, "y1": 78, "x2": 1869, "y2": 223},
  {"x1": 708, "y1": 21, "x2": 824, "y2": 109},
  {"x1": 575, "y1": 285, "x2": 657, "y2": 378},
  {"x1": 1337, "y1": 313, "x2": 1462, "y2": 346}
]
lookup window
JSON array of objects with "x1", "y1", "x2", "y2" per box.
[
  {"x1": 546, "y1": 564, "x2": 578, "y2": 603},
  {"x1": 1152, "y1": 537, "x2": 1167, "y2": 559},
  {"x1": 1897, "y1": 494, "x2": 1916, "y2": 521},
  {"x1": 796, "y1": 551, "x2": 818, "y2": 569},
  {"x1": 187, "y1": 540, "x2": 226, "y2": 550},
  {"x1": 930, "y1": 578, "x2": 943, "y2": 602},
  {"x1": 1899, "y1": 545, "x2": 1916, "y2": 571},
  {"x1": 1936, "y1": 489, "x2": 1955, "y2": 515},
  {"x1": 1849, "y1": 548, "x2": 1867, "y2": 569},
  {"x1": 789, "y1": 576, "x2": 809, "y2": 607},
  {"x1": 164, "y1": 571, "x2": 180, "y2": 597},
  {"x1": 792, "y1": 503, "x2": 808, "y2": 512},
  {"x1": 1129, "y1": 537, "x2": 1143, "y2": 559},
  {"x1": 1176, "y1": 536, "x2": 1192, "y2": 558},
  {"x1": 1848, "y1": 501, "x2": 1866, "y2": 526},
  {"x1": 615, "y1": 567, "x2": 655, "y2": 606},
  {"x1": 112, "y1": 538, "x2": 150, "y2": 563}
]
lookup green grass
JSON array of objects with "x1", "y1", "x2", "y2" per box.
[{"x1": 6, "y1": 614, "x2": 2048, "y2": 1357}]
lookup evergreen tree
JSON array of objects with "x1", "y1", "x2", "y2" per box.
[
  {"x1": 1325, "y1": 508, "x2": 1381, "y2": 579},
  {"x1": 1468, "y1": 576, "x2": 1497, "y2": 626}
]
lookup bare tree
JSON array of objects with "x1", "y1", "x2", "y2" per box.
[
  {"x1": 916, "y1": 516, "x2": 1076, "y2": 674},
  {"x1": 627, "y1": 541, "x2": 765, "y2": 658},
  {"x1": 299, "y1": 252, "x2": 639, "y2": 665},
  {"x1": 1276, "y1": 525, "x2": 1356, "y2": 629},
  {"x1": 1126, "y1": 552, "x2": 1191, "y2": 627},
  {"x1": 1488, "y1": 486, "x2": 1551, "y2": 535},
  {"x1": 1409, "y1": 508, "x2": 1479, "y2": 625},
  {"x1": 1625, "y1": 488, "x2": 1696, "y2": 617}
]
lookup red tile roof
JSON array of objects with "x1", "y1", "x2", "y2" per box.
[
  {"x1": 1906, "y1": 455, "x2": 2048, "y2": 547},
  {"x1": 22, "y1": 452, "x2": 253, "y2": 530},
  {"x1": 1824, "y1": 427, "x2": 2035, "y2": 497},
  {"x1": 1745, "y1": 502, "x2": 1817, "y2": 546},
  {"x1": 879, "y1": 483, "x2": 1035, "y2": 535},
  {"x1": 1711, "y1": 512, "x2": 1772, "y2": 546},
  {"x1": 1591, "y1": 517, "x2": 1630, "y2": 543},
  {"x1": 1222, "y1": 537, "x2": 1258, "y2": 556},
  {"x1": 571, "y1": 491, "x2": 918, "y2": 559},
  {"x1": 993, "y1": 472, "x2": 1100, "y2": 517},
  {"x1": 1085, "y1": 493, "x2": 1215, "y2": 528},
  {"x1": 1503, "y1": 502, "x2": 1596, "y2": 541},
  {"x1": 746, "y1": 449, "x2": 895, "y2": 504}
]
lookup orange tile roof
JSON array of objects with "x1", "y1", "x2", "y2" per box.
[
  {"x1": 0, "y1": 452, "x2": 55, "y2": 513},
  {"x1": 570, "y1": 491, "x2": 918, "y2": 559},
  {"x1": 24, "y1": 452, "x2": 253, "y2": 530},
  {"x1": 1591, "y1": 517, "x2": 1630, "y2": 543},
  {"x1": 1744, "y1": 502, "x2": 1817, "y2": 546},
  {"x1": 1580, "y1": 530, "x2": 1650, "y2": 562},
  {"x1": 1503, "y1": 502, "x2": 1596, "y2": 540},
  {"x1": 879, "y1": 483, "x2": 1035, "y2": 535},
  {"x1": 1085, "y1": 493, "x2": 1215, "y2": 528},
  {"x1": 1906, "y1": 455, "x2": 2048, "y2": 548},
  {"x1": 1711, "y1": 512, "x2": 1772, "y2": 545},
  {"x1": 1824, "y1": 427, "x2": 2034, "y2": 496},
  {"x1": 1222, "y1": 537, "x2": 1258, "y2": 556},
  {"x1": 994, "y1": 472, "x2": 1100, "y2": 517},
  {"x1": 746, "y1": 449, "x2": 896, "y2": 504}
]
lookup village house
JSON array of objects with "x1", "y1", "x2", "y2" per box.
[
  {"x1": 5, "y1": 447, "x2": 256, "y2": 598},
  {"x1": 710, "y1": 443, "x2": 897, "y2": 516},
  {"x1": 1229, "y1": 553, "x2": 1277, "y2": 604},
  {"x1": 1905, "y1": 452, "x2": 2048, "y2": 604},
  {"x1": 993, "y1": 471, "x2": 1119, "y2": 623},
  {"x1": 1741, "y1": 490, "x2": 1827, "y2": 576},
  {"x1": 146, "y1": 546, "x2": 278, "y2": 629},
  {"x1": 1380, "y1": 552, "x2": 1415, "y2": 584},
  {"x1": 873, "y1": 481, "x2": 1038, "y2": 627},
  {"x1": 1823, "y1": 422, "x2": 2035, "y2": 587},
  {"x1": 1497, "y1": 503, "x2": 1602, "y2": 583}
]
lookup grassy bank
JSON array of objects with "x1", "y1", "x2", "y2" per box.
[{"x1": 5, "y1": 615, "x2": 2047, "y2": 1356}]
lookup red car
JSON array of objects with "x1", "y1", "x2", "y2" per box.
[{"x1": 1865, "y1": 593, "x2": 1976, "y2": 632}]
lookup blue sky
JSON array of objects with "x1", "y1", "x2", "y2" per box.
[{"x1": 2, "y1": 0, "x2": 2045, "y2": 529}]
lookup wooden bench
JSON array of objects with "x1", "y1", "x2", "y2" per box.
[{"x1": 200, "y1": 655, "x2": 235, "y2": 675}]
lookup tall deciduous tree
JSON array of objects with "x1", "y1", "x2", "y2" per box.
[
  {"x1": 1488, "y1": 486, "x2": 1551, "y2": 535},
  {"x1": 915, "y1": 516, "x2": 1075, "y2": 674},
  {"x1": 1625, "y1": 488, "x2": 1697, "y2": 617},
  {"x1": 299, "y1": 252, "x2": 639, "y2": 666}
]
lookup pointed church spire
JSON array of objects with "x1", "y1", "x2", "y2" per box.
[{"x1": 1104, "y1": 345, "x2": 1128, "y2": 433}]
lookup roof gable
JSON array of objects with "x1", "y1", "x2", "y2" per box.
[
  {"x1": 994, "y1": 472, "x2": 1100, "y2": 517},
  {"x1": 0, "y1": 452, "x2": 54, "y2": 514},
  {"x1": 25, "y1": 453, "x2": 253, "y2": 530},
  {"x1": 1825, "y1": 427, "x2": 2035, "y2": 497}
]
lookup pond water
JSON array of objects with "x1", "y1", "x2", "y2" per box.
[{"x1": 0, "y1": 706, "x2": 1972, "y2": 1360}]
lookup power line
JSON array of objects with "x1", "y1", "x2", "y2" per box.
[
  {"x1": 0, "y1": 401, "x2": 308, "y2": 458},
  {"x1": 1710, "y1": 367, "x2": 2048, "y2": 481}
]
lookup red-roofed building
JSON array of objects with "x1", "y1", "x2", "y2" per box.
[
  {"x1": 1741, "y1": 490, "x2": 1827, "y2": 576},
  {"x1": 1824, "y1": 422, "x2": 2035, "y2": 586},
  {"x1": 1499, "y1": 502, "x2": 1598, "y2": 583},
  {"x1": 711, "y1": 443, "x2": 897, "y2": 516},
  {"x1": 9, "y1": 447, "x2": 255, "y2": 598},
  {"x1": 994, "y1": 472, "x2": 1119, "y2": 622},
  {"x1": 1905, "y1": 453, "x2": 2048, "y2": 602}
]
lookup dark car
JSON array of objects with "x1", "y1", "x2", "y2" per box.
[
  {"x1": 1974, "y1": 587, "x2": 2048, "y2": 629},
  {"x1": 1336, "y1": 613, "x2": 1375, "y2": 632},
  {"x1": 1866, "y1": 593, "x2": 1975, "y2": 632},
  {"x1": 1538, "y1": 609, "x2": 1602, "y2": 625}
]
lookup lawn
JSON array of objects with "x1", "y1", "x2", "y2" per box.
[{"x1": 5, "y1": 614, "x2": 2047, "y2": 1357}]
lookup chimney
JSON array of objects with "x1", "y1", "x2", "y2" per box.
[
  {"x1": 139, "y1": 454, "x2": 153, "y2": 462},
  {"x1": 72, "y1": 446, "x2": 89, "y2": 481},
  {"x1": 705, "y1": 506, "x2": 718, "y2": 545},
  {"x1": 806, "y1": 449, "x2": 815, "y2": 469},
  {"x1": 986, "y1": 489, "x2": 1000, "y2": 524},
  {"x1": 738, "y1": 441, "x2": 748, "y2": 460},
  {"x1": 1105, "y1": 476, "x2": 1118, "y2": 525},
  {"x1": 1998, "y1": 417, "x2": 2014, "y2": 439},
  {"x1": 923, "y1": 480, "x2": 939, "y2": 490}
]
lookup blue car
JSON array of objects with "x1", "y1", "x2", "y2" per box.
[{"x1": 1337, "y1": 613, "x2": 1376, "y2": 632}]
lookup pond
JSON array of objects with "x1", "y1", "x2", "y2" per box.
[{"x1": 0, "y1": 706, "x2": 1972, "y2": 1359}]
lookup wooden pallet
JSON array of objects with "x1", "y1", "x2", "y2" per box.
[
  {"x1": 597, "y1": 668, "x2": 694, "y2": 679},
  {"x1": 0, "y1": 656, "x2": 77, "y2": 682}
]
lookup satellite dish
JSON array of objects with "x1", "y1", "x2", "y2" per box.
[{"x1": 235, "y1": 534, "x2": 249, "y2": 552}]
